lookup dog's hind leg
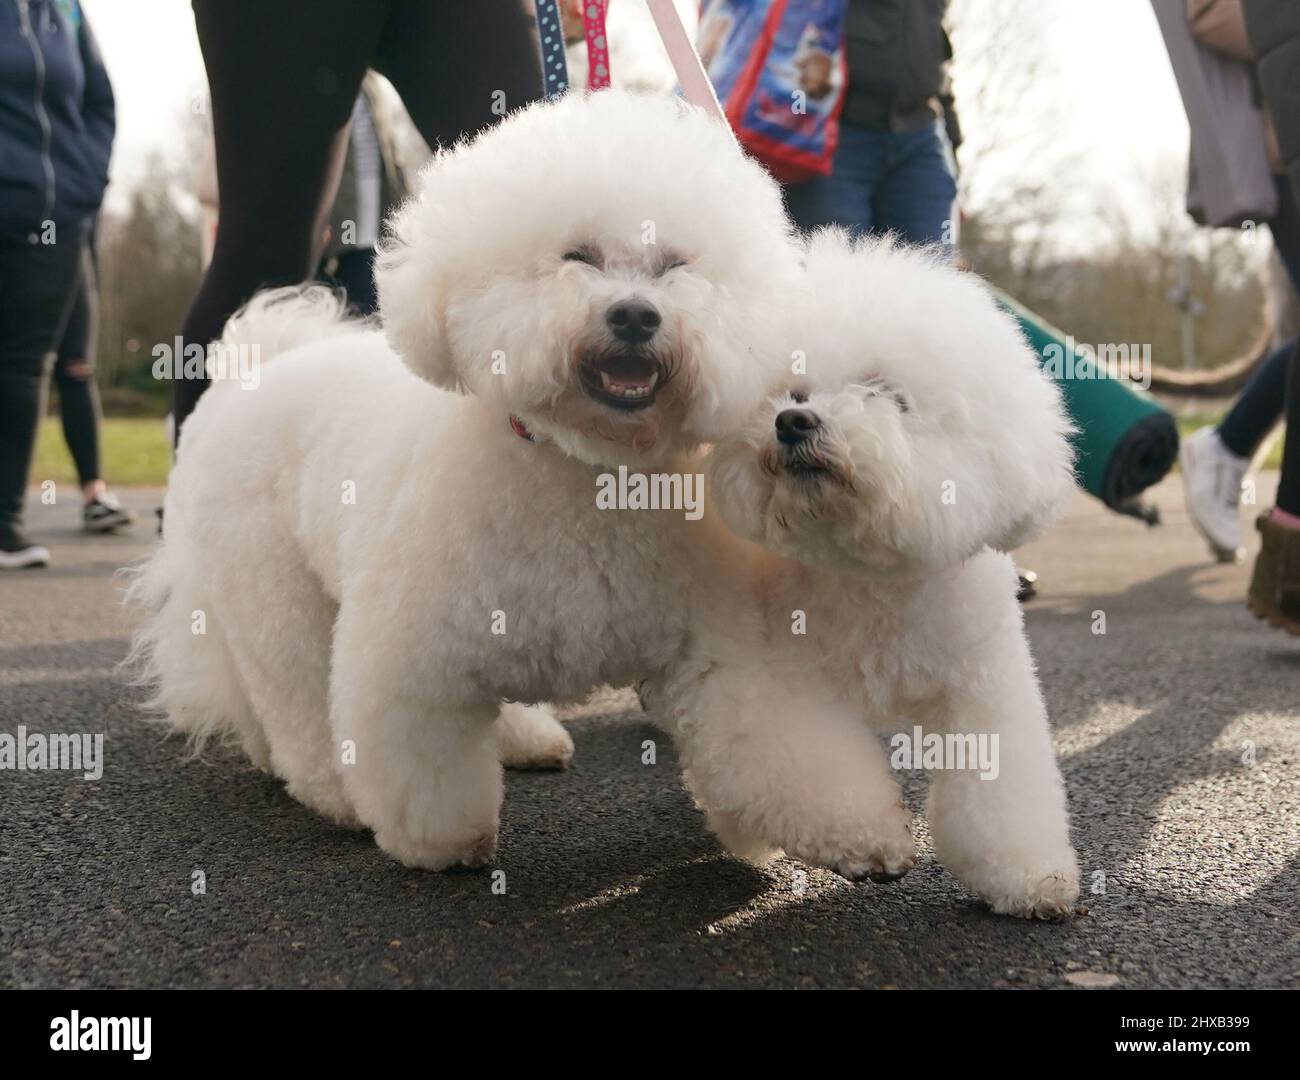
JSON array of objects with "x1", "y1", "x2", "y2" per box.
[
  {"x1": 925, "y1": 615, "x2": 1079, "y2": 920},
  {"x1": 213, "y1": 562, "x2": 358, "y2": 828},
  {"x1": 495, "y1": 702, "x2": 573, "y2": 770}
]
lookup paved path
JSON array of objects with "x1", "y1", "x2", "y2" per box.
[{"x1": 1, "y1": 477, "x2": 1296, "y2": 989}]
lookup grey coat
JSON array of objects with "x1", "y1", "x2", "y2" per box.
[{"x1": 1151, "y1": 0, "x2": 1276, "y2": 227}]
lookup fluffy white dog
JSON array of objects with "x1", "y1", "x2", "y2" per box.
[
  {"x1": 662, "y1": 232, "x2": 1081, "y2": 918},
  {"x1": 128, "y1": 91, "x2": 798, "y2": 870}
]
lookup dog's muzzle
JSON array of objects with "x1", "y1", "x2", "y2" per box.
[
  {"x1": 773, "y1": 408, "x2": 834, "y2": 480},
  {"x1": 775, "y1": 407, "x2": 820, "y2": 445}
]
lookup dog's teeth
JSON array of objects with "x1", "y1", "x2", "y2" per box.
[{"x1": 597, "y1": 372, "x2": 655, "y2": 400}]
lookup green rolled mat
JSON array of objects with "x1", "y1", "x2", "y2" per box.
[{"x1": 994, "y1": 289, "x2": 1180, "y2": 515}]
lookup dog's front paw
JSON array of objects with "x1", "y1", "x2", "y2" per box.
[
  {"x1": 351, "y1": 740, "x2": 503, "y2": 871},
  {"x1": 375, "y1": 823, "x2": 498, "y2": 872},
  {"x1": 705, "y1": 808, "x2": 782, "y2": 866},
  {"x1": 979, "y1": 867, "x2": 1080, "y2": 920},
  {"x1": 832, "y1": 848, "x2": 919, "y2": 885},
  {"x1": 788, "y1": 802, "x2": 918, "y2": 885},
  {"x1": 496, "y1": 702, "x2": 574, "y2": 770}
]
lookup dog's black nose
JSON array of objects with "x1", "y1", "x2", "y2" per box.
[
  {"x1": 775, "y1": 408, "x2": 821, "y2": 445},
  {"x1": 606, "y1": 298, "x2": 661, "y2": 343}
]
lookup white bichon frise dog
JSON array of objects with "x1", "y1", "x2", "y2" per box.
[
  {"x1": 664, "y1": 231, "x2": 1081, "y2": 918},
  {"x1": 128, "y1": 91, "x2": 798, "y2": 870}
]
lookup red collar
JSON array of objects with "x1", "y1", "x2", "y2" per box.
[{"x1": 509, "y1": 414, "x2": 536, "y2": 442}]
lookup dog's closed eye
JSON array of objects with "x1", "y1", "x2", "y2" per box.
[
  {"x1": 657, "y1": 256, "x2": 689, "y2": 276},
  {"x1": 563, "y1": 246, "x2": 602, "y2": 269},
  {"x1": 861, "y1": 376, "x2": 910, "y2": 413}
]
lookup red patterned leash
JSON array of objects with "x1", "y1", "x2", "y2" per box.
[
  {"x1": 581, "y1": 0, "x2": 612, "y2": 89},
  {"x1": 534, "y1": 1, "x2": 613, "y2": 94}
]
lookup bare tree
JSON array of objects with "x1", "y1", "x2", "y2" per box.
[{"x1": 948, "y1": 0, "x2": 1270, "y2": 372}]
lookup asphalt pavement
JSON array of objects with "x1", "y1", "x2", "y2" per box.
[{"x1": 1, "y1": 476, "x2": 1296, "y2": 989}]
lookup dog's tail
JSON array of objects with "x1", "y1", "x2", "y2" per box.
[{"x1": 206, "y1": 284, "x2": 369, "y2": 389}]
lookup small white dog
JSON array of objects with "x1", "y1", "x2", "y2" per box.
[
  {"x1": 129, "y1": 91, "x2": 798, "y2": 870},
  {"x1": 663, "y1": 232, "x2": 1081, "y2": 918}
]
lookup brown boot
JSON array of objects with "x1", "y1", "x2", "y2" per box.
[{"x1": 1247, "y1": 511, "x2": 1300, "y2": 636}]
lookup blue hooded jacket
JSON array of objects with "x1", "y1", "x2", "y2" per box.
[{"x1": 0, "y1": 0, "x2": 114, "y2": 240}]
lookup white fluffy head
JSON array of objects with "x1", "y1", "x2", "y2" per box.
[
  {"x1": 710, "y1": 230, "x2": 1076, "y2": 575},
  {"x1": 376, "y1": 90, "x2": 799, "y2": 467}
]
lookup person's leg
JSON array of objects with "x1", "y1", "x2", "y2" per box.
[
  {"x1": 0, "y1": 368, "x2": 45, "y2": 531},
  {"x1": 53, "y1": 245, "x2": 104, "y2": 495},
  {"x1": 1276, "y1": 343, "x2": 1300, "y2": 519},
  {"x1": 782, "y1": 125, "x2": 881, "y2": 239},
  {"x1": 1216, "y1": 339, "x2": 1294, "y2": 458},
  {"x1": 1183, "y1": 177, "x2": 1300, "y2": 560},
  {"x1": 0, "y1": 232, "x2": 83, "y2": 562},
  {"x1": 1210, "y1": 178, "x2": 1300, "y2": 467},
  {"x1": 52, "y1": 247, "x2": 135, "y2": 532},
  {"x1": 870, "y1": 119, "x2": 958, "y2": 248},
  {"x1": 1269, "y1": 173, "x2": 1300, "y2": 292},
  {"x1": 174, "y1": 0, "x2": 391, "y2": 439},
  {"x1": 374, "y1": 0, "x2": 543, "y2": 151}
]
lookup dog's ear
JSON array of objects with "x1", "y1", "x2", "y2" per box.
[
  {"x1": 984, "y1": 390, "x2": 1077, "y2": 554},
  {"x1": 374, "y1": 167, "x2": 461, "y2": 392},
  {"x1": 988, "y1": 477, "x2": 1074, "y2": 554}
]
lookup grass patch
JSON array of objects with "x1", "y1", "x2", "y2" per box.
[{"x1": 34, "y1": 417, "x2": 171, "y2": 489}]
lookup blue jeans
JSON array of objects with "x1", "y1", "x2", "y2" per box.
[
  {"x1": 784, "y1": 119, "x2": 958, "y2": 247},
  {"x1": 1219, "y1": 338, "x2": 1296, "y2": 458}
]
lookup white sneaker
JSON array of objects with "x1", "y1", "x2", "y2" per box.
[{"x1": 1180, "y1": 427, "x2": 1248, "y2": 562}]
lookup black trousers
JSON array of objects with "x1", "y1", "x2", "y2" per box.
[
  {"x1": 52, "y1": 240, "x2": 102, "y2": 487},
  {"x1": 174, "y1": 0, "x2": 544, "y2": 439},
  {"x1": 0, "y1": 231, "x2": 83, "y2": 529}
]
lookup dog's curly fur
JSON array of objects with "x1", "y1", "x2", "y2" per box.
[
  {"x1": 126, "y1": 95, "x2": 1081, "y2": 916},
  {"x1": 661, "y1": 232, "x2": 1082, "y2": 918},
  {"x1": 126, "y1": 91, "x2": 799, "y2": 870}
]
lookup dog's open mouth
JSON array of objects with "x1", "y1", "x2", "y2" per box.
[{"x1": 580, "y1": 353, "x2": 663, "y2": 412}]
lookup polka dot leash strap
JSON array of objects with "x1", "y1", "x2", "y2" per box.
[
  {"x1": 534, "y1": 0, "x2": 569, "y2": 98},
  {"x1": 583, "y1": 1, "x2": 611, "y2": 90}
]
